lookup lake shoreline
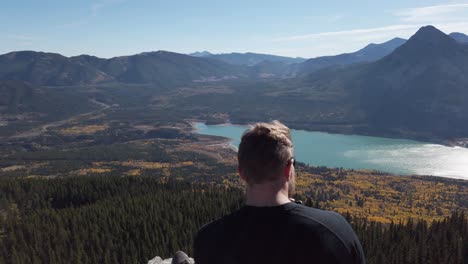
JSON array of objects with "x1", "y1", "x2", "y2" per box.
[
  {"x1": 191, "y1": 121, "x2": 468, "y2": 180},
  {"x1": 189, "y1": 119, "x2": 468, "y2": 149}
]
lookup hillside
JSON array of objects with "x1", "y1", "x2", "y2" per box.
[
  {"x1": 356, "y1": 26, "x2": 468, "y2": 138},
  {"x1": 1, "y1": 26, "x2": 468, "y2": 143},
  {"x1": 0, "y1": 51, "x2": 113, "y2": 86},
  {"x1": 190, "y1": 51, "x2": 306, "y2": 66},
  {"x1": 0, "y1": 80, "x2": 100, "y2": 137},
  {"x1": 0, "y1": 51, "x2": 247, "y2": 86},
  {"x1": 450, "y1": 32, "x2": 468, "y2": 43},
  {"x1": 286, "y1": 26, "x2": 468, "y2": 140},
  {"x1": 72, "y1": 51, "x2": 247, "y2": 86},
  {"x1": 299, "y1": 38, "x2": 406, "y2": 73}
]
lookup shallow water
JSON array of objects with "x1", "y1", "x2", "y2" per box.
[{"x1": 194, "y1": 122, "x2": 468, "y2": 180}]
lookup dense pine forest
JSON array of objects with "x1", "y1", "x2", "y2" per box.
[{"x1": 0, "y1": 176, "x2": 466, "y2": 264}]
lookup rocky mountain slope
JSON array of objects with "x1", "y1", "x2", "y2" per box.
[
  {"x1": 449, "y1": 32, "x2": 468, "y2": 43},
  {"x1": 0, "y1": 51, "x2": 247, "y2": 86},
  {"x1": 301, "y1": 25, "x2": 468, "y2": 139},
  {"x1": 0, "y1": 51, "x2": 113, "y2": 86}
]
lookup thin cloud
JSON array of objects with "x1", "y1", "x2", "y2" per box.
[
  {"x1": 91, "y1": 0, "x2": 125, "y2": 17},
  {"x1": 4, "y1": 34, "x2": 35, "y2": 41},
  {"x1": 274, "y1": 25, "x2": 418, "y2": 42},
  {"x1": 51, "y1": 20, "x2": 88, "y2": 30},
  {"x1": 274, "y1": 2, "x2": 468, "y2": 43},
  {"x1": 20, "y1": 42, "x2": 33, "y2": 47},
  {"x1": 303, "y1": 14, "x2": 345, "y2": 24},
  {"x1": 268, "y1": 20, "x2": 468, "y2": 58},
  {"x1": 395, "y1": 3, "x2": 468, "y2": 22}
]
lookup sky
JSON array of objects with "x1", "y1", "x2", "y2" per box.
[{"x1": 2, "y1": 0, "x2": 468, "y2": 58}]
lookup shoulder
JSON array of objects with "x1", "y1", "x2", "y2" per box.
[
  {"x1": 193, "y1": 210, "x2": 242, "y2": 262},
  {"x1": 289, "y1": 205, "x2": 365, "y2": 263},
  {"x1": 291, "y1": 204, "x2": 353, "y2": 235},
  {"x1": 194, "y1": 209, "x2": 240, "y2": 245}
]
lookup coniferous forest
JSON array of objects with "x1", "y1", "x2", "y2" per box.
[{"x1": 0, "y1": 176, "x2": 466, "y2": 264}]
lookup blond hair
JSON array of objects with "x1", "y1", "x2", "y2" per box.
[{"x1": 238, "y1": 120, "x2": 293, "y2": 184}]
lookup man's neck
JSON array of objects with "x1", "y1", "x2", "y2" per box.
[{"x1": 245, "y1": 182, "x2": 291, "y2": 207}]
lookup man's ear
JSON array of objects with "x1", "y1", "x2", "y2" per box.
[
  {"x1": 284, "y1": 163, "x2": 292, "y2": 180},
  {"x1": 238, "y1": 166, "x2": 247, "y2": 181}
]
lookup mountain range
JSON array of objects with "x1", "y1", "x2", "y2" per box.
[
  {"x1": 300, "y1": 26, "x2": 468, "y2": 138},
  {"x1": 190, "y1": 32, "x2": 468, "y2": 74},
  {"x1": 70, "y1": 51, "x2": 246, "y2": 86},
  {"x1": 0, "y1": 50, "x2": 248, "y2": 86},
  {"x1": 1, "y1": 30, "x2": 467, "y2": 86},
  {"x1": 1, "y1": 26, "x2": 468, "y2": 141},
  {"x1": 0, "y1": 39, "x2": 409, "y2": 85},
  {"x1": 299, "y1": 37, "x2": 407, "y2": 73}
]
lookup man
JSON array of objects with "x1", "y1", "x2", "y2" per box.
[{"x1": 194, "y1": 121, "x2": 365, "y2": 264}]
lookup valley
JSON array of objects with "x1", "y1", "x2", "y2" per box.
[
  {"x1": 0, "y1": 81, "x2": 466, "y2": 224},
  {"x1": 2, "y1": 0, "x2": 468, "y2": 261},
  {"x1": 0, "y1": 23, "x2": 466, "y2": 237},
  {"x1": 1, "y1": 29, "x2": 467, "y2": 222}
]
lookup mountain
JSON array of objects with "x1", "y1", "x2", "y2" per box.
[
  {"x1": 0, "y1": 80, "x2": 99, "y2": 131},
  {"x1": 69, "y1": 54, "x2": 108, "y2": 69},
  {"x1": 303, "y1": 25, "x2": 468, "y2": 139},
  {"x1": 197, "y1": 52, "x2": 307, "y2": 66},
  {"x1": 300, "y1": 38, "x2": 407, "y2": 73},
  {"x1": 74, "y1": 51, "x2": 247, "y2": 86},
  {"x1": 449, "y1": 32, "x2": 468, "y2": 43},
  {"x1": 189, "y1": 51, "x2": 213, "y2": 57},
  {"x1": 0, "y1": 49, "x2": 303, "y2": 85},
  {"x1": 0, "y1": 51, "x2": 113, "y2": 86},
  {"x1": 0, "y1": 51, "x2": 247, "y2": 86}
]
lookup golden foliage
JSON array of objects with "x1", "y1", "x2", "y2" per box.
[
  {"x1": 121, "y1": 161, "x2": 170, "y2": 169},
  {"x1": 60, "y1": 125, "x2": 109, "y2": 135},
  {"x1": 294, "y1": 168, "x2": 467, "y2": 223},
  {"x1": 77, "y1": 168, "x2": 112, "y2": 175},
  {"x1": 126, "y1": 169, "x2": 141, "y2": 176}
]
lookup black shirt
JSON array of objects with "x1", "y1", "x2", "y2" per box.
[{"x1": 194, "y1": 202, "x2": 365, "y2": 264}]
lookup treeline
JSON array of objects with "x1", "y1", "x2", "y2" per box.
[
  {"x1": 0, "y1": 176, "x2": 466, "y2": 264},
  {"x1": 0, "y1": 176, "x2": 243, "y2": 264},
  {"x1": 351, "y1": 212, "x2": 467, "y2": 264}
]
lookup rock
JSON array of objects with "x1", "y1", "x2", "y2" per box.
[
  {"x1": 147, "y1": 256, "x2": 195, "y2": 264},
  {"x1": 147, "y1": 256, "x2": 163, "y2": 264}
]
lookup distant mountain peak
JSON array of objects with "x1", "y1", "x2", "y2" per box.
[
  {"x1": 189, "y1": 51, "x2": 213, "y2": 57},
  {"x1": 395, "y1": 26, "x2": 459, "y2": 57},
  {"x1": 139, "y1": 50, "x2": 169, "y2": 56},
  {"x1": 361, "y1": 37, "x2": 406, "y2": 50},
  {"x1": 409, "y1": 25, "x2": 452, "y2": 43},
  {"x1": 388, "y1": 37, "x2": 407, "y2": 44},
  {"x1": 377, "y1": 25, "x2": 467, "y2": 69},
  {"x1": 449, "y1": 32, "x2": 468, "y2": 43}
]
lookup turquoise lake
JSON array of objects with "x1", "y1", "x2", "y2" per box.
[{"x1": 194, "y1": 122, "x2": 468, "y2": 180}]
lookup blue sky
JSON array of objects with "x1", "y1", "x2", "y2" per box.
[{"x1": 2, "y1": 0, "x2": 468, "y2": 58}]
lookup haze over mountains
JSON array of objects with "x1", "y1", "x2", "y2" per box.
[
  {"x1": 189, "y1": 51, "x2": 306, "y2": 66},
  {"x1": 1, "y1": 25, "x2": 468, "y2": 143},
  {"x1": 1, "y1": 28, "x2": 467, "y2": 86},
  {"x1": 299, "y1": 37, "x2": 406, "y2": 73},
  {"x1": 0, "y1": 51, "x2": 248, "y2": 86},
  {"x1": 449, "y1": 32, "x2": 468, "y2": 44}
]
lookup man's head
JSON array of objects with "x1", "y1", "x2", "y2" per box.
[{"x1": 238, "y1": 120, "x2": 295, "y2": 193}]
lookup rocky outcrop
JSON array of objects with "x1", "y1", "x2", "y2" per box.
[{"x1": 147, "y1": 256, "x2": 195, "y2": 264}]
